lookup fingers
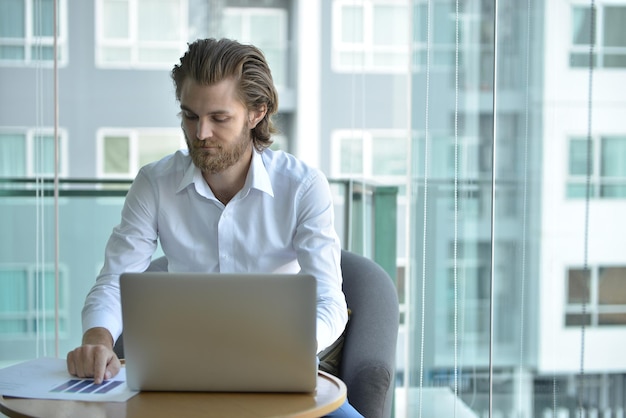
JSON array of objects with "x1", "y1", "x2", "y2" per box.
[{"x1": 66, "y1": 344, "x2": 120, "y2": 384}]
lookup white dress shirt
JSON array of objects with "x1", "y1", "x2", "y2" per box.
[{"x1": 82, "y1": 148, "x2": 348, "y2": 353}]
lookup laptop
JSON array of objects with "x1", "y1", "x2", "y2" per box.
[{"x1": 119, "y1": 272, "x2": 318, "y2": 393}]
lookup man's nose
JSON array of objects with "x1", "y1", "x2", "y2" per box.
[{"x1": 196, "y1": 119, "x2": 213, "y2": 141}]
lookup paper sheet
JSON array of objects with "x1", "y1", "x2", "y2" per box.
[{"x1": 0, "y1": 357, "x2": 138, "y2": 402}]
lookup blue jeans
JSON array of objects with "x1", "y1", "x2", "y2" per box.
[{"x1": 324, "y1": 399, "x2": 364, "y2": 417}]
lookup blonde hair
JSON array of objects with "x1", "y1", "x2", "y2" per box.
[{"x1": 172, "y1": 38, "x2": 279, "y2": 151}]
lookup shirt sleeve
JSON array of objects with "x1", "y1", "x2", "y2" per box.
[
  {"x1": 292, "y1": 170, "x2": 348, "y2": 353},
  {"x1": 81, "y1": 168, "x2": 159, "y2": 341}
]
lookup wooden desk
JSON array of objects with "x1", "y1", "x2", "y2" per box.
[{"x1": 0, "y1": 371, "x2": 346, "y2": 418}]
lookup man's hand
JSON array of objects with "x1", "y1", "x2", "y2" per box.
[{"x1": 66, "y1": 327, "x2": 121, "y2": 384}]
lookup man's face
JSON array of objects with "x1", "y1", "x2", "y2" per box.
[{"x1": 180, "y1": 78, "x2": 252, "y2": 174}]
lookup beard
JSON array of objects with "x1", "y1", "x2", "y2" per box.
[{"x1": 185, "y1": 124, "x2": 251, "y2": 174}]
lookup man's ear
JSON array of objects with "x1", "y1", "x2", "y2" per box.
[{"x1": 247, "y1": 105, "x2": 267, "y2": 129}]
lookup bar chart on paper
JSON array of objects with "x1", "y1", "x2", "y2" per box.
[
  {"x1": 51, "y1": 379, "x2": 124, "y2": 394},
  {"x1": 0, "y1": 358, "x2": 138, "y2": 402}
]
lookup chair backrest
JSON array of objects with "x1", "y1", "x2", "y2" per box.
[
  {"x1": 113, "y1": 251, "x2": 400, "y2": 418},
  {"x1": 339, "y1": 250, "x2": 399, "y2": 418}
]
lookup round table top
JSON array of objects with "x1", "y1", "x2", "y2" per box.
[{"x1": 0, "y1": 371, "x2": 346, "y2": 418}]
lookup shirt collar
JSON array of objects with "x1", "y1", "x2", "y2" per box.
[
  {"x1": 176, "y1": 149, "x2": 274, "y2": 198},
  {"x1": 246, "y1": 149, "x2": 274, "y2": 198}
]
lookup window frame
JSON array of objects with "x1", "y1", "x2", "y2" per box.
[
  {"x1": 96, "y1": 127, "x2": 185, "y2": 178},
  {"x1": 0, "y1": 263, "x2": 69, "y2": 339},
  {"x1": 331, "y1": 0, "x2": 410, "y2": 73},
  {"x1": 94, "y1": 0, "x2": 188, "y2": 69},
  {"x1": 569, "y1": 1, "x2": 626, "y2": 69},
  {"x1": 0, "y1": 127, "x2": 68, "y2": 178},
  {"x1": 222, "y1": 7, "x2": 289, "y2": 89},
  {"x1": 0, "y1": 0, "x2": 68, "y2": 67},
  {"x1": 566, "y1": 134, "x2": 626, "y2": 199},
  {"x1": 565, "y1": 265, "x2": 626, "y2": 327},
  {"x1": 331, "y1": 128, "x2": 409, "y2": 184}
]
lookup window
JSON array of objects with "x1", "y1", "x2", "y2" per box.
[
  {"x1": 0, "y1": 0, "x2": 67, "y2": 65},
  {"x1": 0, "y1": 266, "x2": 67, "y2": 337},
  {"x1": 331, "y1": 129, "x2": 408, "y2": 182},
  {"x1": 0, "y1": 129, "x2": 67, "y2": 177},
  {"x1": 566, "y1": 266, "x2": 626, "y2": 326},
  {"x1": 97, "y1": 128, "x2": 184, "y2": 178},
  {"x1": 570, "y1": 3, "x2": 626, "y2": 68},
  {"x1": 332, "y1": 0, "x2": 409, "y2": 72},
  {"x1": 222, "y1": 8, "x2": 288, "y2": 88},
  {"x1": 567, "y1": 135, "x2": 626, "y2": 198},
  {"x1": 445, "y1": 242, "x2": 492, "y2": 342},
  {"x1": 95, "y1": 0, "x2": 187, "y2": 68}
]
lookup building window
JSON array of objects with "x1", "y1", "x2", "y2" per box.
[
  {"x1": 95, "y1": 0, "x2": 187, "y2": 68},
  {"x1": 566, "y1": 266, "x2": 626, "y2": 327},
  {"x1": 0, "y1": 0, "x2": 67, "y2": 66},
  {"x1": 331, "y1": 129, "x2": 408, "y2": 182},
  {"x1": 97, "y1": 128, "x2": 184, "y2": 178},
  {"x1": 0, "y1": 129, "x2": 67, "y2": 177},
  {"x1": 0, "y1": 266, "x2": 67, "y2": 337},
  {"x1": 332, "y1": 0, "x2": 409, "y2": 73},
  {"x1": 567, "y1": 135, "x2": 626, "y2": 199},
  {"x1": 570, "y1": 3, "x2": 626, "y2": 68},
  {"x1": 222, "y1": 7, "x2": 288, "y2": 88}
]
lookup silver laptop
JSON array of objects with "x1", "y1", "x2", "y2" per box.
[{"x1": 119, "y1": 272, "x2": 317, "y2": 393}]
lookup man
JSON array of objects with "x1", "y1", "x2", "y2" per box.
[{"x1": 66, "y1": 38, "x2": 362, "y2": 417}]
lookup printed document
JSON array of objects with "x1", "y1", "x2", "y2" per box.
[{"x1": 0, "y1": 357, "x2": 138, "y2": 402}]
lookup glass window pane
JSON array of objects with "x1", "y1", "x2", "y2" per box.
[
  {"x1": 598, "y1": 267, "x2": 626, "y2": 305},
  {"x1": 33, "y1": 0, "x2": 54, "y2": 37},
  {"x1": 138, "y1": 0, "x2": 180, "y2": 42},
  {"x1": 373, "y1": 5, "x2": 408, "y2": 46},
  {"x1": 34, "y1": 134, "x2": 57, "y2": 175},
  {"x1": 600, "y1": 184, "x2": 626, "y2": 198},
  {"x1": 42, "y1": 271, "x2": 63, "y2": 310},
  {"x1": 0, "y1": 45, "x2": 26, "y2": 60},
  {"x1": 565, "y1": 313, "x2": 592, "y2": 326},
  {"x1": 104, "y1": 135, "x2": 130, "y2": 174},
  {"x1": 603, "y1": 7, "x2": 626, "y2": 47},
  {"x1": 567, "y1": 183, "x2": 594, "y2": 199},
  {"x1": 340, "y1": 138, "x2": 363, "y2": 175},
  {"x1": 0, "y1": 0, "x2": 25, "y2": 38},
  {"x1": 262, "y1": 48, "x2": 285, "y2": 88},
  {"x1": 137, "y1": 133, "x2": 180, "y2": 167},
  {"x1": 222, "y1": 13, "x2": 243, "y2": 40},
  {"x1": 0, "y1": 133, "x2": 26, "y2": 176},
  {"x1": 567, "y1": 268, "x2": 590, "y2": 304},
  {"x1": 598, "y1": 313, "x2": 626, "y2": 326},
  {"x1": 569, "y1": 138, "x2": 592, "y2": 176},
  {"x1": 572, "y1": 6, "x2": 594, "y2": 46},
  {"x1": 601, "y1": 136, "x2": 626, "y2": 177},
  {"x1": 0, "y1": 270, "x2": 27, "y2": 312},
  {"x1": 604, "y1": 54, "x2": 626, "y2": 68},
  {"x1": 372, "y1": 51, "x2": 408, "y2": 68},
  {"x1": 31, "y1": 45, "x2": 54, "y2": 60},
  {"x1": 433, "y1": 50, "x2": 455, "y2": 67},
  {"x1": 250, "y1": 15, "x2": 282, "y2": 45},
  {"x1": 101, "y1": 46, "x2": 131, "y2": 63},
  {"x1": 339, "y1": 51, "x2": 364, "y2": 67},
  {"x1": 137, "y1": 47, "x2": 179, "y2": 64},
  {"x1": 372, "y1": 136, "x2": 407, "y2": 176},
  {"x1": 413, "y1": 4, "x2": 427, "y2": 43},
  {"x1": 103, "y1": 0, "x2": 130, "y2": 39},
  {"x1": 341, "y1": 5, "x2": 363, "y2": 43},
  {"x1": 570, "y1": 52, "x2": 596, "y2": 68},
  {"x1": 432, "y1": 3, "x2": 454, "y2": 45}
]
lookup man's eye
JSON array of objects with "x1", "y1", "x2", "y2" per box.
[
  {"x1": 183, "y1": 113, "x2": 198, "y2": 120},
  {"x1": 213, "y1": 116, "x2": 229, "y2": 123}
]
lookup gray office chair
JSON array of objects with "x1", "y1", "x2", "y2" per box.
[
  {"x1": 335, "y1": 250, "x2": 399, "y2": 418},
  {"x1": 113, "y1": 250, "x2": 399, "y2": 418}
]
